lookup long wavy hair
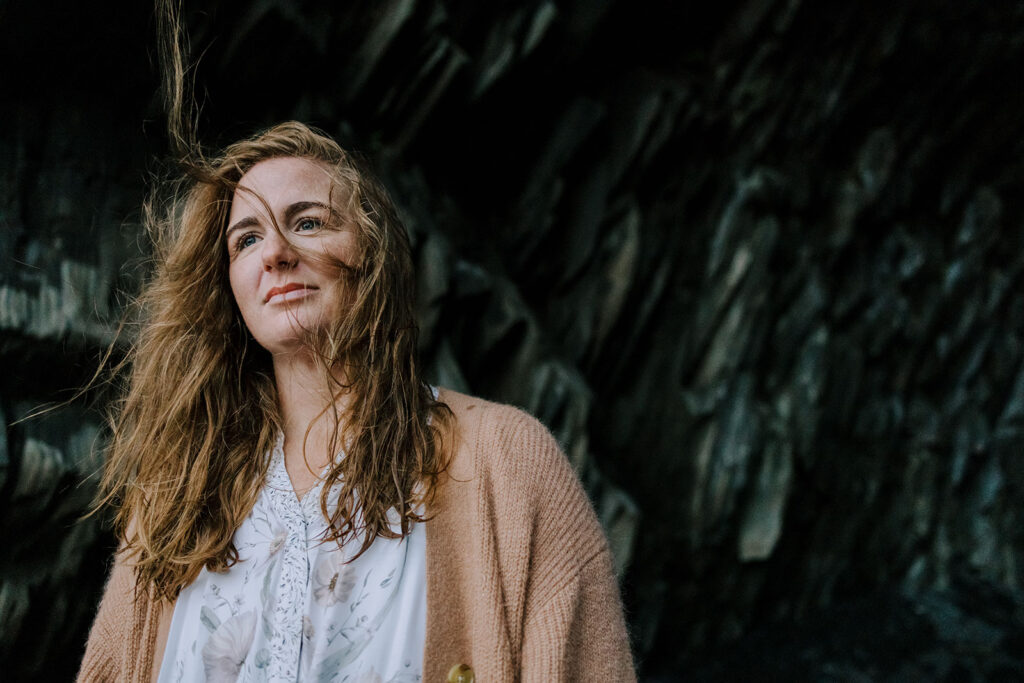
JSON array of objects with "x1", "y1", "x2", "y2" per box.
[{"x1": 96, "y1": 121, "x2": 453, "y2": 601}]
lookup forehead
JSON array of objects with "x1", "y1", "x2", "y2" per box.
[{"x1": 228, "y1": 157, "x2": 335, "y2": 218}]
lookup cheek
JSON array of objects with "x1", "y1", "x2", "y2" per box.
[
  {"x1": 326, "y1": 235, "x2": 361, "y2": 297},
  {"x1": 227, "y1": 260, "x2": 257, "y2": 318},
  {"x1": 324, "y1": 231, "x2": 360, "y2": 268}
]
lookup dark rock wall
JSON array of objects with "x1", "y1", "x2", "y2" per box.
[
  {"x1": 1, "y1": 4, "x2": 156, "y2": 680},
  {"x1": 2, "y1": 1, "x2": 1024, "y2": 680}
]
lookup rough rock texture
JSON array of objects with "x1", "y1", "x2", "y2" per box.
[{"x1": 3, "y1": 0, "x2": 1024, "y2": 680}]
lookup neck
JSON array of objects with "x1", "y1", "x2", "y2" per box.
[{"x1": 272, "y1": 348, "x2": 351, "y2": 488}]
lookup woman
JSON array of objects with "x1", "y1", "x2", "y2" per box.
[{"x1": 77, "y1": 122, "x2": 635, "y2": 682}]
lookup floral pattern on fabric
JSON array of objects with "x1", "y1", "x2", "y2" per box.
[{"x1": 156, "y1": 433, "x2": 426, "y2": 683}]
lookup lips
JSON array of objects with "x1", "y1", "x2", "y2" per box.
[{"x1": 264, "y1": 283, "x2": 319, "y2": 303}]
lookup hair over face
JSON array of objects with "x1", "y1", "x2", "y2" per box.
[{"x1": 97, "y1": 121, "x2": 453, "y2": 600}]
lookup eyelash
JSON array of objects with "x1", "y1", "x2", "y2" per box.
[
  {"x1": 231, "y1": 217, "x2": 325, "y2": 253},
  {"x1": 296, "y1": 217, "x2": 323, "y2": 232},
  {"x1": 233, "y1": 232, "x2": 259, "y2": 253}
]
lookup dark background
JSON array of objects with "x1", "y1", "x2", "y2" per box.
[{"x1": 2, "y1": 1, "x2": 1024, "y2": 680}]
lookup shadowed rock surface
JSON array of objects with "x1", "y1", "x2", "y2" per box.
[{"x1": 2, "y1": 1, "x2": 1024, "y2": 680}]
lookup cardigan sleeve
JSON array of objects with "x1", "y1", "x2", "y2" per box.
[
  {"x1": 520, "y1": 544, "x2": 636, "y2": 681},
  {"x1": 77, "y1": 550, "x2": 136, "y2": 682},
  {"x1": 500, "y1": 409, "x2": 637, "y2": 681},
  {"x1": 78, "y1": 545, "x2": 164, "y2": 683}
]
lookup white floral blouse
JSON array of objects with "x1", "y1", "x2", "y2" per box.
[{"x1": 157, "y1": 433, "x2": 426, "y2": 683}]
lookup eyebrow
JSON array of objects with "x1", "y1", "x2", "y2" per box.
[{"x1": 225, "y1": 201, "x2": 333, "y2": 239}]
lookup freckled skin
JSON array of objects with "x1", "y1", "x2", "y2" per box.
[{"x1": 226, "y1": 157, "x2": 358, "y2": 355}]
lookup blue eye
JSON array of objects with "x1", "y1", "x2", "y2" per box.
[
  {"x1": 239, "y1": 233, "x2": 260, "y2": 250},
  {"x1": 296, "y1": 217, "x2": 322, "y2": 232}
]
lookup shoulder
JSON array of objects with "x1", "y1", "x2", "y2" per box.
[
  {"x1": 435, "y1": 387, "x2": 608, "y2": 570},
  {"x1": 437, "y1": 387, "x2": 569, "y2": 485}
]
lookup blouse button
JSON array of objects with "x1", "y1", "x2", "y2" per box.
[{"x1": 447, "y1": 663, "x2": 475, "y2": 683}]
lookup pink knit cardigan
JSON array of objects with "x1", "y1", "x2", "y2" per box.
[{"x1": 77, "y1": 389, "x2": 636, "y2": 681}]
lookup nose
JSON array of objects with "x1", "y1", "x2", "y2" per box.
[{"x1": 261, "y1": 230, "x2": 299, "y2": 271}]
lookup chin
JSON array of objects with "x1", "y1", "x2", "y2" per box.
[{"x1": 252, "y1": 321, "x2": 328, "y2": 355}]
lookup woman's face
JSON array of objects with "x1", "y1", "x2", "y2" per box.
[{"x1": 225, "y1": 156, "x2": 358, "y2": 355}]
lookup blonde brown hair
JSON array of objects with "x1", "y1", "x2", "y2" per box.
[{"x1": 97, "y1": 121, "x2": 453, "y2": 601}]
